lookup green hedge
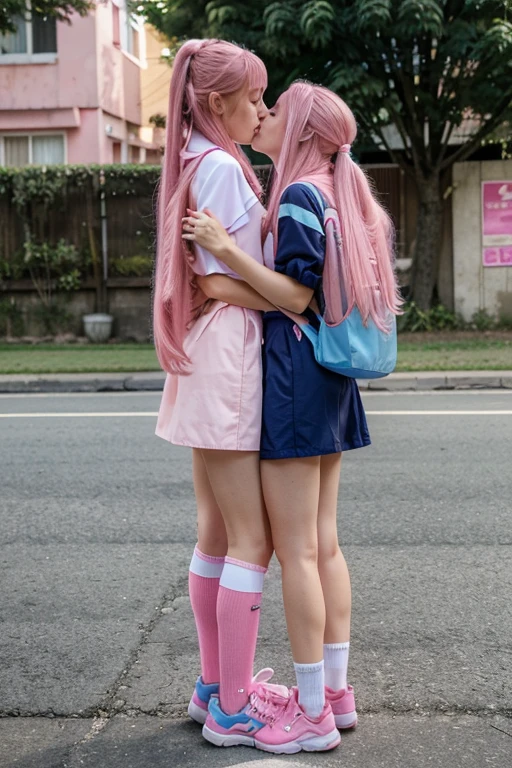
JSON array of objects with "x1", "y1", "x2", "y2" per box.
[
  {"x1": 0, "y1": 164, "x2": 162, "y2": 284},
  {"x1": 0, "y1": 164, "x2": 162, "y2": 209}
]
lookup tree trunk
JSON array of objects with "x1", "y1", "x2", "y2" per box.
[{"x1": 411, "y1": 173, "x2": 443, "y2": 310}]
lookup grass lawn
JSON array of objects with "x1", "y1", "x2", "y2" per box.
[
  {"x1": 0, "y1": 333, "x2": 511, "y2": 374},
  {"x1": 395, "y1": 333, "x2": 512, "y2": 372},
  {"x1": 0, "y1": 344, "x2": 160, "y2": 375}
]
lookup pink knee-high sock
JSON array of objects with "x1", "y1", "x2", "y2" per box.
[
  {"x1": 217, "y1": 556, "x2": 267, "y2": 714},
  {"x1": 188, "y1": 546, "x2": 225, "y2": 685}
]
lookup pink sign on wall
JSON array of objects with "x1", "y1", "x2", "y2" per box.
[{"x1": 482, "y1": 181, "x2": 512, "y2": 267}]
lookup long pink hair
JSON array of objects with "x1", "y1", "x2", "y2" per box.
[
  {"x1": 265, "y1": 82, "x2": 402, "y2": 330},
  {"x1": 153, "y1": 39, "x2": 267, "y2": 373}
]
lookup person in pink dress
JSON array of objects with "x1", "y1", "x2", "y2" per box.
[
  {"x1": 183, "y1": 81, "x2": 402, "y2": 754},
  {"x1": 153, "y1": 39, "x2": 283, "y2": 726}
]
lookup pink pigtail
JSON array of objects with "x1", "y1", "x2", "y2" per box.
[
  {"x1": 333, "y1": 155, "x2": 402, "y2": 331},
  {"x1": 153, "y1": 41, "x2": 203, "y2": 374},
  {"x1": 266, "y1": 82, "x2": 402, "y2": 332},
  {"x1": 153, "y1": 40, "x2": 267, "y2": 374}
]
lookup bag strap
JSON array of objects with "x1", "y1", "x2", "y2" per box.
[
  {"x1": 276, "y1": 181, "x2": 327, "y2": 328},
  {"x1": 297, "y1": 181, "x2": 328, "y2": 220}
]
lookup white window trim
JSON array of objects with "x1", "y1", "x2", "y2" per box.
[
  {"x1": 0, "y1": 6, "x2": 58, "y2": 65},
  {"x1": 119, "y1": 8, "x2": 146, "y2": 68},
  {"x1": 0, "y1": 53, "x2": 57, "y2": 64},
  {"x1": 0, "y1": 132, "x2": 67, "y2": 166}
]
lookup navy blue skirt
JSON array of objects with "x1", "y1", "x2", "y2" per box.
[{"x1": 260, "y1": 312, "x2": 371, "y2": 460}]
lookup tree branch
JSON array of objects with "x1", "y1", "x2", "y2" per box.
[
  {"x1": 367, "y1": 123, "x2": 416, "y2": 181},
  {"x1": 440, "y1": 96, "x2": 512, "y2": 170},
  {"x1": 434, "y1": 121, "x2": 456, "y2": 170}
]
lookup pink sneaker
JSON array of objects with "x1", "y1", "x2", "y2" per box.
[
  {"x1": 203, "y1": 686, "x2": 341, "y2": 754},
  {"x1": 325, "y1": 685, "x2": 358, "y2": 729},
  {"x1": 188, "y1": 668, "x2": 288, "y2": 725},
  {"x1": 188, "y1": 677, "x2": 219, "y2": 725}
]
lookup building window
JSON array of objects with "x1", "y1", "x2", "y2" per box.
[
  {"x1": 112, "y1": 5, "x2": 120, "y2": 48},
  {"x1": 0, "y1": 10, "x2": 57, "y2": 58},
  {"x1": 32, "y1": 14, "x2": 57, "y2": 54},
  {"x1": 126, "y1": 15, "x2": 140, "y2": 59},
  {"x1": 1, "y1": 135, "x2": 65, "y2": 167}
]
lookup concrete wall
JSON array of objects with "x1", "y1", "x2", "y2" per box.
[
  {"x1": 452, "y1": 161, "x2": 512, "y2": 321},
  {"x1": 4, "y1": 283, "x2": 152, "y2": 341},
  {"x1": 140, "y1": 26, "x2": 172, "y2": 126},
  {"x1": 0, "y1": 15, "x2": 98, "y2": 112},
  {"x1": 0, "y1": 2, "x2": 147, "y2": 164}
]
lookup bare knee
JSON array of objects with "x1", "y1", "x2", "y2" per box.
[
  {"x1": 197, "y1": 520, "x2": 228, "y2": 558},
  {"x1": 229, "y1": 532, "x2": 273, "y2": 569},
  {"x1": 318, "y1": 536, "x2": 341, "y2": 566},
  {"x1": 275, "y1": 540, "x2": 318, "y2": 570}
]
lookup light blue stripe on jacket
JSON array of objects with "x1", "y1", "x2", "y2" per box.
[{"x1": 278, "y1": 202, "x2": 324, "y2": 234}]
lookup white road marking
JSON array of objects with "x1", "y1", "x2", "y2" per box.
[
  {"x1": 0, "y1": 389, "x2": 511, "y2": 399},
  {"x1": 0, "y1": 391, "x2": 160, "y2": 399},
  {"x1": 1, "y1": 410, "x2": 512, "y2": 418},
  {"x1": 367, "y1": 410, "x2": 512, "y2": 415},
  {"x1": 0, "y1": 412, "x2": 159, "y2": 418}
]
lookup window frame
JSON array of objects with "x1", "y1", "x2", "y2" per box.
[
  {"x1": 119, "y1": 9, "x2": 146, "y2": 68},
  {"x1": 0, "y1": 8, "x2": 58, "y2": 64},
  {"x1": 0, "y1": 132, "x2": 67, "y2": 166}
]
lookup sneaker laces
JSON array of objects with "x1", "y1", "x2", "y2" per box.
[
  {"x1": 251, "y1": 668, "x2": 290, "y2": 700},
  {"x1": 248, "y1": 687, "x2": 288, "y2": 726}
]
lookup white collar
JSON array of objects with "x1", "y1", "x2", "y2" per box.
[{"x1": 187, "y1": 130, "x2": 219, "y2": 153}]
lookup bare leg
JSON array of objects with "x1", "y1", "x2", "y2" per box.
[
  {"x1": 193, "y1": 448, "x2": 228, "y2": 558},
  {"x1": 317, "y1": 452, "x2": 351, "y2": 644},
  {"x1": 260, "y1": 456, "x2": 325, "y2": 663},
  {"x1": 200, "y1": 449, "x2": 272, "y2": 567}
]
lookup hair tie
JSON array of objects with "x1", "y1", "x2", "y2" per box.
[{"x1": 339, "y1": 144, "x2": 351, "y2": 154}]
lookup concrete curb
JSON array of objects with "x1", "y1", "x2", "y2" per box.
[
  {"x1": 358, "y1": 370, "x2": 512, "y2": 391},
  {"x1": 1, "y1": 370, "x2": 512, "y2": 394},
  {"x1": 0, "y1": 372, "x2": 166, "y2": 394}
]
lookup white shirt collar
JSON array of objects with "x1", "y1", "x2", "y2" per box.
[{"x1": 187, "y1": 130, "x2": 219, "y2": 153}]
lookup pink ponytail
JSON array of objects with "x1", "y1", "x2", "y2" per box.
[
  {"x1": 266, "y1": 82, "x2": 402, "y2": 331},
  {"x1": 153, "y1": 40, "x2": 267, "y2": 373}
]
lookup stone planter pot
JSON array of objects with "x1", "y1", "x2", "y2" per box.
[{"x1": 83, "y1": 313, "x2": 114, "y2": 343}]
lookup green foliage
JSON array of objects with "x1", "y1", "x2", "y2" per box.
[
  {"x1": 138, "y1": 0, "x2": 512, "y2": 308},
  {"x1": 0, "y1": 297, "x2": 24, "y2": 337},
  {"x1": 149, "y1": 113, "x2": 167, "y2": 128},
  {"x1": 0, "y1": 165, "x2": 161, "y2": 213},
  {"x1": 469, "y1": 308, "x2": 496, "y2": 332},
  {"x1": 139, "y1": 0, "x2": 512, "y2": 165},
  {"x1": 110, "y1": 255, "x2": 154, "y2": 277},
  {"x1": 398, "y1": 301, "x2": 462, "y2": 333},
  {"x1": 23, "y1": 239, "x2": 81, "y2": 309},
  {"x1": 0, "y1": 257, "x2": 24, "y2": 282},
  {"x1": 466, "y1": 308, "x2": 512, "y2": 331},
  {"x1": 0, "y1": 0, "x2": 92, "y2": 35},
  {"x1": 32, "y1": 303, "x2": 73, "y2": 336}
]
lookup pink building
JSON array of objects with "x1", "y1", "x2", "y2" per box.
[{"x1": 0, "y1": 1, "x2": 160, "y2": 166}]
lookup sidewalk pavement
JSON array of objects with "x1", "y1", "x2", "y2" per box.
[{"x1": 1, "y1": 370, "x2": 512, "y2": 393}]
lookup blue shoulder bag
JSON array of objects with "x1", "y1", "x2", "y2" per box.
[{"x1": 283, "y1": 182, "x2": 397, "y2": 379}]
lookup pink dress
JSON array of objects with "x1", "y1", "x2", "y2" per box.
[{"x1": 155, "y1": 133, "x2": 272, "y2": 451}]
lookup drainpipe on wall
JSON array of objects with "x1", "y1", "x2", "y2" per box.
[{"x1": 99, "y1": 169, "x2": 109, "y2": 306}]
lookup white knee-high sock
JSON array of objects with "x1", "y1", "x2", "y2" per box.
[
  {"x1": 294, "y1": 660, "x2": 325, "y2": 719},
  {"x1": 324, "y1": 642, "x2": 350, "y2": 691}
]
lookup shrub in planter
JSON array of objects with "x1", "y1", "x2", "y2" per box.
[
  {"x1": 110, "y1": 255, "x2": 154, "y2": 277},
  {"x1": 398, "y1": 301, "x2": 463, "y2": 333},
  {"x1": 23, "y1": 239, "x2": 82, "y2": 335}
]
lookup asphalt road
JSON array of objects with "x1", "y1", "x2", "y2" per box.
[{"x1": 1, "y1": 390, "x2": 511, "y2": 768}]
